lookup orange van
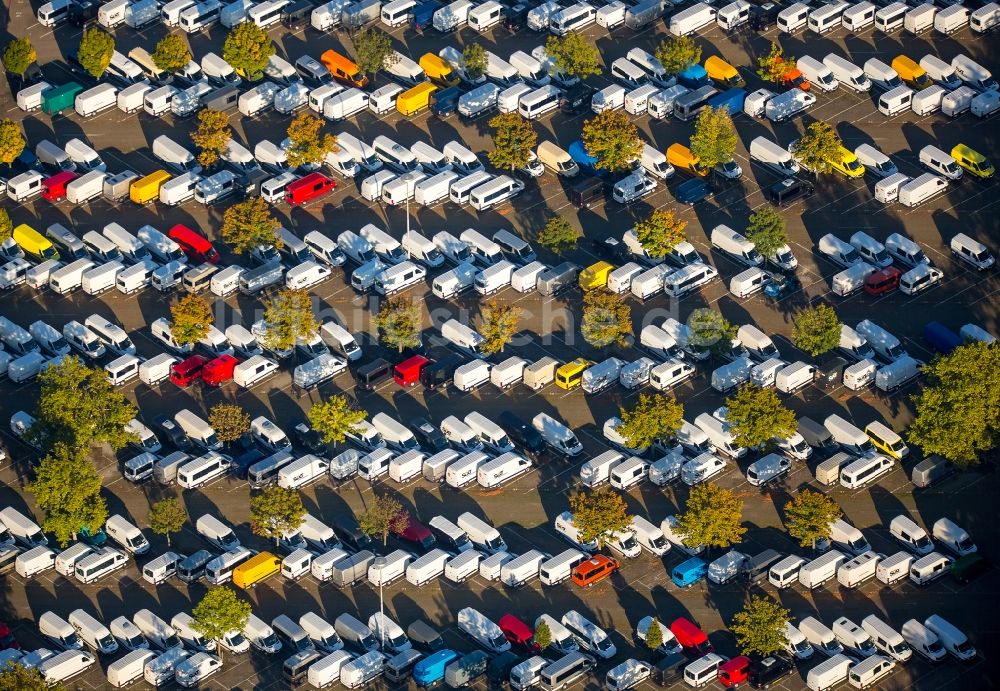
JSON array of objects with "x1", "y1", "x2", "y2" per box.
[
  {"x1": 571, "y1": 555, "x2": 620, "y2": 587},
  {"x1": 321, "y1": 49, "x2": 368, "y2": 88}
]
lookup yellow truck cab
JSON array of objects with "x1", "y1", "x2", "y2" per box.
[
  {"x1": 667, "y1": 143, "x2": 709, "y2": 177},
  {"x1": 420, "y1": 53, "x2": 459, "y2": 88},
  {"x1": 829, "y1": 146, "x2": 866, "y2": 178},
  {"x1": 865, "y1": 421, "x2": 909, "y2": 460},
  {"x1": 579, "y1": 262, "x2": 614, "y2": 290},
  {"x1": 891, "y1": 55, "x2": 932, "y2": 90},
  {"x1": 951, "y1": 144, "x2": 995, "y2": 179},
  {"x1": 704, "y1": 55, "x2": 745, "y2": 88},
  {"x1": 556, "y1": 358, "x2": 593, "y2": 390},
  {"x1": 12, "y1": 224, "x2": 59, "y2": 261}
]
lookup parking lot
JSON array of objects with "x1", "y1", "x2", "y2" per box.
[{"x1": 1, "y1": 0, "x2": 999, "y2": 687}]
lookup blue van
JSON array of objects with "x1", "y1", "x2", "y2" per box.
[
  {"x1": 431, "y1": 87, "x2": 462, "y2": 117},
  {"x1": 671, "y1": 557, "x2": 707, "y2": 587},
  {"x1": 677, "y1": 64, "x2": 709, "y2": 89},
  {"x1": 707, "y1": 88, "x2": 746, "y2": 114},
  {"x1": 412, "y1": 0, "x2": 440, "y2": 30},
  {"x1": 568, "y1": 140, "x2": 611, "y2": 178},
  {"x1": 414, "y1": 649, "x2": 460, "y2": 687},
  {"x1": 923, "y1": 321, "x2": 961, "y2": 354}
]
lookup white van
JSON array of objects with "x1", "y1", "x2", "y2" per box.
[
  {"x1": 923, "y1": 615, "x2": 975, "y2": 661},
  {"x1": 824, "y1": 53, "x2": 871, "y2": 91},
  {"x1": 900, "y1": 620, "x2": 946, "y2": 662},
  {"x1": 932, "y1": 517, "x2": 976, "y2": 556}
]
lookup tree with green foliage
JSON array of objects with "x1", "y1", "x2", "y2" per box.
[
  {"x1": 744, "y1": 207, "x2": 788, "y2": 260},
  {"x1": 285, "y1": 112, "x2": 337, "y2": 169},
  {"x1": 170, "y1": 294, "x2": 213, "y2": 346},
  {"x1": 783, "y1": 489, "x2": 842, "y2": 549},
  {"x1": 487, "y1": 112, "x2": 537, "y2": 172},
  {"x1": 358, "y1": 494, "x2": 410, "y2": 545},
  {"x1": 374, "y1": 295, "x2": 422, "y2": 353},
  {"x1": 792, "y1": 303, "x2": 842, "y2": 357},
  {"x1": 261, "y1": 289, "x2": 318, "y2": 352},
  {"x1": 33, "y1": 357, "x2": 137, "y2": 453},
  {"x1": 654, "y1": 35, "x2": 701, "y2": 76},
  {"x1": 250, "y1": 486, "x2": 306, "y2": 546},
  {"x1": 209, "y1": 404, "x2": 251, "y2": 444},
  {"x1": 352, "y1": 27, "x2": 397, "y2": 77},
  {"x1": 148, "y1": 497, "x2": 187, "y2": 547},
  {"x1": 191, "y1": 108, "x2": 231, "y2": 169},
  {"x1": 582, "y1": 110, "x2": 642, "y2": 173},
  {"x1": 308, "y1": 395, "x2": 367, "y2": 444},
  {"x1": 792, "y1": 120, "x2": 842, "y2": 175},
  {"x1": 0, "y1": 119, "x2": 26, "y2": 166},
  {"x1": 688, "y1": 308, "x2": 737, "y2": 358},
  {"x1": 221, "y1": 197, "x2": 282, "y2": 255},
  {"x1": 0, "y1": 663, "x2": 57, "y2": 691},
  {"x1": 2, "y1": 37, "x2": 36, "y2": 77},
  {"x1": 730, "y1": 596, "x2": 790, "y2": 657},
  {"x1": 690, "y1": 106, "x2": 739, "y2": 172},
  {"x1": 534, "y1": 620, "x2": 551, "y2": 651},
  {"x1": 152, "y1": 34, "x2": 191, "y2": 74},
  {"x1": 191, "y1": 587, "x2": 252, "y2": 662},
  {"x1": 463, "y1": 43, "x2": 487, "y2": 81},
  {"x1": 569, "y1": 487, "x2": 632, "y2": 548},
  {"x1": 676, "y1": 483, "x2": 746, "y2": 552},
  {"x1": 478, "y1": 300, "x2": 522, "y2": 355},
  {"x1": 618, "y1": 393, "x2": 684, "y2": 450},
  {"x1": 28, "y1": 443, "x2": 107, "y2": 547},
  {"x1": 908, "y1": 341, "x2": 1000, "y2": 467},
  {"x1": 724, "y1": 384, "x2": 798, "y2": 449},
  {"x1": 222, "y1": 22, "x2": 274, "y2": 81},
  {"x1": 76, "y1": 27, "x2": 115, "y2": 78},
  {"x1": 581, "y1": 288, "x2": 632, "y2": 349},
  {"x1": 634, "y1": 208, "x2": 687, "y2": 258},
  {"x1": 545, "y1": 32, "x2": 601, "y2": 79},
  {"x1": 0, "y1": 209, "x2": 12, "y2": 243},
  {"x1": 645, "y1": 619, "x2": 663, "y2": 653},
  {"x1": 756, "y1": 42, "x2": 791, "y2": 83},
  {"x1": 537, "y1": 216, "x2": 579, "y2": 254}
]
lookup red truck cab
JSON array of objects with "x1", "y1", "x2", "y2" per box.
[
  {"x1": 670, "y1": 617, "x2": 714, "y2": 658},
  {"x1": 41, "y1": 171, "x2": 78, "y2": 201},
  {"x1": 393, "y1": 355, "x2": 430, "y2": 387},
  {"x1": 286, "y1": 172, "x2": 336, "y2": 206},
  {"x1": 499, "y1": 615, "x2": 541, "y2": 654},
  {"x1": 864, "y1": 267, "x2": 901, "y2": 296},
  {"x1": 201, "y1": 354, "x2": 239, "y2": 387},
  {"x1": 169, "y1": 224, "x2": 221, "y2": 264},
  {"x1": 170, "y1": 355, "x2": 207, "y2": 387},
  {"x1": 718, "y1": 656, "x2": 749, "y2": 687}
]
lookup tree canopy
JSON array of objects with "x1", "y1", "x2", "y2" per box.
[
  {"x1": 537, "y1": 216, "x2": 579, "y2": 254},
  {"x1": 545, "y1": 32, "x2": 602, "y2": 79},
  {"x1": 478, "y1": 300, "x2": 522, "y2": 355},
  {"x1": 792, "y1": 303, "x2": 842, "y2": 356},
  {"x1": 690, "y1": 106, "x2": 738, "y2": 170},
  {"x1": 744, "y1": 207, "x2": 788, "y2": 259},
  {"x1": 191, "y1": 587, "x2": 252, "y2": 661},
  {"x1": 487, "y1": 112, "x2": 537, "y2": 171},
  {"x1": 0, "y1": 663, "x2": 58, "y2": 691},
  {"x1": 0, "y1": 209, "x2": 12, "y2": 243},
  {"x1": 358, "y1": 494, "x2": 409, "y2": 545},
  {"x1": 170, "y1": 294, "x2": 213, "y2": 346},
  {"x1": 308, "y1": 395, "x2": 367, "y2": 444},
  {"x1": 209, "y1": 404, "x2": 251, "y2": 443},
  {"x1": 724, "y1": 384, "x2": 798, "y2": 449},
  {"x1": 783, "y1": 489, "x2": 842, "y2": 548},
  {"x1": 33, "y1": 357, "x2": 137, "y2": 452},
  {"x1": 221, "y1": 197, "x2": 282, "y2": 255},
  {"x1": 152, "y1": 34, "x2": 191, "y2": 74},
  {"x1": 191, "y1": 108, "x2": 232, "y2": 169},
  {"x1": 676, "y1": 483, "x2": 746, "y2": 550},
  {"x1": 634, "y1": 208, "x2": 687, "y2": 258},
  {"x1": 730, "y1": 596, "x2": 790, "y2": 657},
  {"x1": 568, "y1": 487, "x2": 632, "y2": 547},
  {"x1": 792, "y1": 121, "x2": 842, "y2": 175},
  {"x1": 223, "y1": 22, "x2": 274, "y2": 80},
  {"x1": 756, "y1": 42, "x2": 791, "y2": 83},
  {"x1": 285, "y1": 112, "x2": 337, "y2": 168},
  {"x1": 249, "y1": 486, "x2": 306, "y2": 545},
  {"x1": 261, "y1": 289, "x2": 318, "y2": 351},
  {"x1": 463, "y1": 43, "x2": 487, "y2": 80},
  {"x1": 908, "y1": 341, "x2": 1000, "y2": 467},
  {"x1": 688, "y1": 308, "x2": 737, "y2": 357},
  {"x1": 581, "y1": 288, "x2": 632, "y2": 348},
  {"x1": 353, "y1": 27, "x2": 397, "y2": 76},
  {"x1": 582, "y1": 110, "x2": 642, "y2": 173},
  {"x1": 148, "y1": 497, "x2": 187, "y2": 547},
  {"x1": 375, "y1": 295, "x2": 422, "y2": 352},
  {"x1": 0, "y1": 119, "x2": 26, "y2": 166},
  {"x1": 2, "y1": 37, "x2": 36, "y2": 77},
  {"x1": 77, "y1": 27, "x2": 115, "y2": 78},
  {"x1": 618, "y1": 393, "x2": 684, "y2": 449},
  {"x1": 28, "y1": 443, "x2": 107, "y2": 547},
  {"x1": 655, "y1": 36, "x2": 701, "y2": 76}
]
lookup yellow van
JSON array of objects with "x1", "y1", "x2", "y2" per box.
[
  {"x1": 951, "y1": 144, "x2": 995, "y2": 179},
  {"x1": 555, "y1": 358, "x2": 593, "y2": 390},
  {"x1": 129, "y1": 170, "x2": 171, "y2": 205},
  {"x1": 828, "y1": 146, "x2": 866, "y2": 178},
  {"x1": 396, "y1": 82, "x2": 438, "y2": 116},
  {"x1": 579, "y1": 262, "x2": 614, "y2": 290},
  {"x1": 865, "y1": 421, "x2": 909, "y2": 460},
  {"x1": 666, "y1": 143, "x2": 708, "y2": 177},
  {"x1": 12, "y1": 224, "x2": 59, "y2": 261},
  {"x1": 891, "y1": 55, "x2": 932, "y2": 90},
  {"x1": 419, "y1": 53, "x2": 459, "y2": 87},
  {"x1": 704, "y1": 55, "x2": 745, "y2": 88},
  {"x1": 232, "y1": 552, "x2": 281, "y2": 589}
]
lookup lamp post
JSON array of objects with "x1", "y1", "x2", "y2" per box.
[{"x1": 373, "y1": 556, "x2": 387, "y2": 649}]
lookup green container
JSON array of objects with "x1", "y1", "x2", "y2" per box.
[{"x1": 41, "y1": 81, "x2": 83, "y2": 115}]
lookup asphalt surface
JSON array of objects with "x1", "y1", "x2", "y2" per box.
[{"x1": 1, "y1": 0, "x2": 999, "y2": 688}]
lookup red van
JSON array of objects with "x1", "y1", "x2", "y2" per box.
[
  {"x1": 41, "y1": 171, "x2": 78, "y2": 201},
  {"x1": 170, "y1": 355, "x2": 207, "y2": 387},
  {"x1": 863, "y1": 267, "x2": 901, "y2": 296},
  {"x1": 393, "y1": 516, "x2": 436, "y2": 551},
  {"x1": 499, "y1": 615, "x2": 540, "y2": 654},
  {"x1": 393, "y1": 355, "x2": 430, "y2": 387},
  {"x1": 201, "y1": 354, "x2": 239, "y2": 387},
  {"x1": 718, "y1": 656, "x2": 749, "y2": 687},
  {"x1": 286, "y1": 172, "x2": 336, "y2": 206},
  {"x1": 669, "y1": 618, "x2": 714, "y2": 658},
  {"x1": 571, "y1": 555, "x2": 620, "y2": 587},
  {"x1": 169, "y1": 224, "x2": 221, "y2": 264}
]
